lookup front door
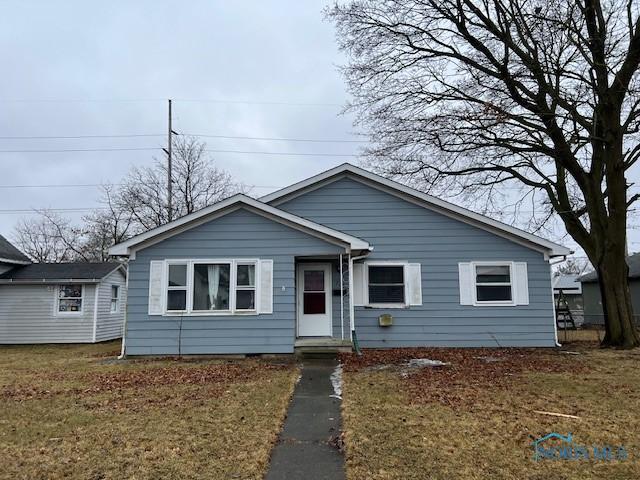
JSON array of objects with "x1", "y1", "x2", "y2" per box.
[{"x1": 297, "y1": 263, "x2": 332, "y2": 337}]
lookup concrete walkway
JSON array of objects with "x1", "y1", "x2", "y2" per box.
[{"x1": 265, "y1": 359, "x2": 345, "y2": 480}]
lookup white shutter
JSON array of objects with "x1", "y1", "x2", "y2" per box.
[
  {"x1": 352, "y1": 263, "x2": 366, "y2": 306},
  {"x1": 458, "y1": 262, "x2": 473, "y2": 305},
  {"x1": 148, "y1": 261, "x2": 165, "y2": 315},
  {"x1": 258, "y1": 259, "x2": 273, "y2": 314},
  {"x1": 406, "y1": 263, "x2": 422, "y2": 306},
  {"x1": 513, "y1": 262, "x2": 529, "y2": 305}
]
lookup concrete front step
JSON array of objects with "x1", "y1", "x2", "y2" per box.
[{"x1": 294, "y1": 338, "x2": 353, "y2": 357}]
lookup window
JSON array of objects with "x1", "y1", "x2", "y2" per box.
[
  {"x1": 162, "y1": 259, "x2": 259, "y2": 314},
  {"x1": 110, "y1": 285, "x2": 119, "y2": 313},
  {"x1": 235, "y1": 263, "x2": 256, "y2": 310},
  {"x1": 193, "y1": 262, "x2": 231, "y2": 311},
  {"x1": 368, "y1": 265, "x2": 405, "y2": 305},
  {"x1": 58, "y1": 284, "x2": 83, "y2": 313},
  {"x1": 166, "y1": 263, "x2": 188, "y2": 311},
  {"x1": 474, "y1": 264, "x2": 512, "y2": 303}
]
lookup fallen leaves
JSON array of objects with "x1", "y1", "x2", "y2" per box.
[{"x1": 339, "y1": 347, "x2": 585, "y2": 406}]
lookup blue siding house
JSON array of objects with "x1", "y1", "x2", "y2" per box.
[{"x1": 109, "y1": 164, "x2": 570, "y2": 355}]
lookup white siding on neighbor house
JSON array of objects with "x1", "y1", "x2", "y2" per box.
[
  {"x1": 0, "y1": 283, "x2": 97, "y2": 344},
  {"x1": 95, "y1": 269, "x2": 127, "y2": 342}
]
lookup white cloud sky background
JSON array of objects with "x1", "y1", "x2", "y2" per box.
[{"x1": 0, "y1": 0, "x2": 638, "y2": 261}]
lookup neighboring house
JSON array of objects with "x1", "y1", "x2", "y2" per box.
[
  {"x1": 580, "y1": 252, "x2": 640, "y2": 327},
  {"x1": 0, "y1": 234, "x2": 31, "y2": 274},
  {"x1": 109, "y1": 163, "x2": 570, "y2": 356},
  {"x1": 552, "y1": 274, "x2": 584, "y2": 325},
  {"x1": 0, "y1": 260, "x2": 127, "y2": 344}
]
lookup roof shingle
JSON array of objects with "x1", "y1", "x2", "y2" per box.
[{"x1": 0, "y1": 262, "x2": 122, "y2": 282}]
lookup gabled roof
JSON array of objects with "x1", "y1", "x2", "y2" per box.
[
  {"x1": 0, "y1": 262, "x2": 124, "y2": 283},
  {"x1": 580, "y1": 251, "x2": 640, "y2": 282},
  {"x1": 108, "y1": 194, "x2": 371, "y2": 257},
  {"x1": 553, "y1": 274, "x2": 582, "y2": 294},
  {"x1": 0, "y1": 234, "x2": 31, "y2": 265},
  {"x1": 262, "y1": 163, "x2": 571, "y2": 257}
]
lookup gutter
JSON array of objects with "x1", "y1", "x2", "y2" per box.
[
  {"x1": 348, "y1": 248, "x2": 373, "y2": 354},
  {"x1": 548, "y1": 255, "x2": 568, "y2": 347}
]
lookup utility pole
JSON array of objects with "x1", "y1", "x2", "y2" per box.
[{"x1": 167, "y1": 98, "x2": 173, "y2": 222}]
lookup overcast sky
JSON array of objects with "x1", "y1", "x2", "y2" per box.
[{"x1": 0, "y1": 1, "x2": 637, "y2": 259}]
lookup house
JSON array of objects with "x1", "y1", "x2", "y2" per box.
[
  {"x1": 0, "y1": 242, "x2": 127, "y2": 344},
  {"x1": 0, "y1": 234, "x2": 31, "y2": 274},
  {"x1": 552, "y1": 274, "x2": 584, "y2": 325},
  {"x1": 109, "y1": 163, "x2": 570, "y2": 356},
  {"x1": 580, "y1": 252, "x2": 640, "y2": 327}
]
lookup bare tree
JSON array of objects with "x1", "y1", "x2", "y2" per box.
[
  {"x1": 117, "y1": 136, "x2": 244, "y2": 230},
  {"x1": 13, "y1": 211, "x2": 81, "y2": 262},
  {"x1": 555, "y1": 257, "x2": 592, "y2": 276},
  {"x1": 13, "y1": 137, "x2": 243, "y2": 263},
  {"x1": 328, "y1": 0, "x2": 640, "y2": 347}
]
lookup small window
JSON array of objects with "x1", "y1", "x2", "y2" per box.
[
  {"x1": 58, "y1": 284, "x2": 83, "y2": 313},
  {"x1": 110, "y1": 285, "x2": 119, "y2": 313},
  {"x1": 368, "y1": 265, "x2": 405, "y2": 304},
  {"x1": 167, "y1": 263, "x2": 188, "y2": 311},
  {"x1": 192, "y1": 263, "x2": 231, "y2": 311},
  {"x1": 475, "y1": 264, "x2": 512, "y2": 302},
  {"x1": 235, "y1": 263, "x2": 256, "y2": 310}
]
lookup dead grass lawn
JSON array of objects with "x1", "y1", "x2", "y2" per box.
[
  {"x1": 340, "y1": 346, "x2": 640, "y2": 480},
  {"x1": 0, "y1": 341, "x2": 298, "y2": 480}
]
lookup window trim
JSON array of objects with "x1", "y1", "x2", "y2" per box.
[
  {"x1": 55, "y1": 284, "x2": 85, "y2": 316},
  {"x1": 234, "y1": 261, "x2": 257, "y2": 312},
  {"x1": 162, "y1": 259, "x2": 259, "y2": 316},
  {"x1": 471, "y1": 261, "x2": 515, "y2": 306},
  {"x1": 110, "y1": 285, "x2": 120, "y2": 313},
  {"x1": 365, "y1": 261, "x2": 409, "y2": 309}
]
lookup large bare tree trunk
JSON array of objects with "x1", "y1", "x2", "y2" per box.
[{"x1": 597, "y1": 251, "x2": 640, "y2": 347}]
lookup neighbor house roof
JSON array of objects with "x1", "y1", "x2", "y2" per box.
[
  {"x1": 0, "y1": 234, "x2": 31, "y2": 265},
  {"x1": 580, "y1": 252, "x2": 640, "y2": 282},
  {"x1": 262, "y1": 163, "x2": 571, "y2": 258},
  {"x1": 108, "y1": 194, "x2": 371, "y2": 257},
  {"x1": 553, "y1": 274, "x2": 582, "y2": 294},
  {"x1": 0, "y1": 262, "x2": 123, "y2": 283}
]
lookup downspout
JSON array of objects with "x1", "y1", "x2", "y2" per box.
[
  {"x1": 339, "y1": 253, "x2": 344, "y2": 340},
  {"x1": 349, "y1": 249, "x2": 372, "y2": 354},
  {"x1": 117, "y1": 260, "x2": 130, "y2": 359},
  {"x1": 549, "y1": 255, "x2": 568, "y2": 347},
  {"x1": 92, "y1": 282, "x2": 100, "y2": 343}
]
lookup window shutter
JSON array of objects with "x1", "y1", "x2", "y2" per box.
[
  {"x1": 406, "y1": 263, "x2": 422, "y2": 306},
  {"x1": 458, "y1": 262, "x2": 473, "y2": 305},
  {"x1": 513, "y1": 262, "x2": 529, "y2": 305},
  {"x1": 352, "y1": 263, "x2": 366, "y2": 306},
  {"x1": 148, "y1": 261, "x2": 164, "y2": 315},
  {"x1": 258, "y1": 259, "x2": 273, "y2": 314}
]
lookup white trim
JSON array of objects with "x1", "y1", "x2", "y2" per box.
[
  {"x1": 261, "y1": 163, "x2": 570, "y2": 257},
  {"x1": 118, "y1": 261, "x2": 130, "y2": 359},
  {"x1": 92, "y1": 283, "x2": 99, "y2": 342},
  {"x1": 108, "y1": 194, "x2": 370, "y2": 257},
  {"x1": 162, "y1": 258, "x2": 261, "y2": 316},
  {"x1": 296, "y1": 262, "x2": 333, "y2": 337},
  {"x1": 471, "y1": 261, "x2": 515, "y2": 307},
  {"x1": 54, "y1": 283, "x2": 85, "y2": 316},
  {"x1": 0, "y1": 257, "x2": 30, "y2": 265},
  {"x1": 365, "y1": 261, "x2": 409, "y2": 308}
]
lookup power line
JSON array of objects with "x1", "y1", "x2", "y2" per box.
[
  {"x1": 183, "y1": 133, "x2": 364, "y2": 143},
  {"x1": 0, "y1": 134, "x2": 164, "y2": 140},
  {"x1": 0, "y1": 97, "x2": 343, "y2": 107},
  {"x1": 0, "y1": 147, "x2": 359, "y2": 157}
]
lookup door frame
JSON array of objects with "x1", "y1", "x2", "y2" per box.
[{"x1": 296, "y1": 262, "x2": 333, "y2": 337}]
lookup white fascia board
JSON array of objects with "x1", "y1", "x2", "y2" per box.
[
  {"x1": 262, "y1": 163, "x2": 571, "y2": 257},
  {"x1": 0, "y1": 257, "x2": 31, "y2": 265},
  {"x1": 108, "y1": 194, "x2": 370, "y2": 256}
]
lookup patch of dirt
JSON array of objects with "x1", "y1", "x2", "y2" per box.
[
  {"x1": 340, "y1": 348, "x2": 586, "y2": 406},
  {"x1": 1, "y1": 361, "x2": 290, "y2": 401}
]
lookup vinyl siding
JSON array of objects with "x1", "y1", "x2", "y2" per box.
[
  {"x1": 274, "y1": 176, "x2": 557, "y2": 348},
  {"x1": 125, "y1": 207, "x2": 344, "y2": 355},
  {"x1": 0, "y1": 283, "x2": 96, "y2": 344},
  {"x1": 95, "y1": 269, "x2": 126, "y2": 341}
]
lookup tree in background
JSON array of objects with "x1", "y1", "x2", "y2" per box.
[
  {"x1": 13, "y1": 137, "x2": 243, "y2": 262},
  {"x1": 328, "y1": 0, "x2": 640, "y2": 347}
]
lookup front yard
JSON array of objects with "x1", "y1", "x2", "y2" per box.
[
  {"x1": 340, "y1": 342, "x2": 640, "y2": 480},
  {"x1": 0, "y1": 341, "x2": 298, "y2": 480}
]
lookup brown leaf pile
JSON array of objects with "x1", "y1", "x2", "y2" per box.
[
  {"x1": 1, "y1": 360, "x2": 291, "y2": 401},
  {"x1": 340, "y1": 348, "x2": 585, "y2": 406}
]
